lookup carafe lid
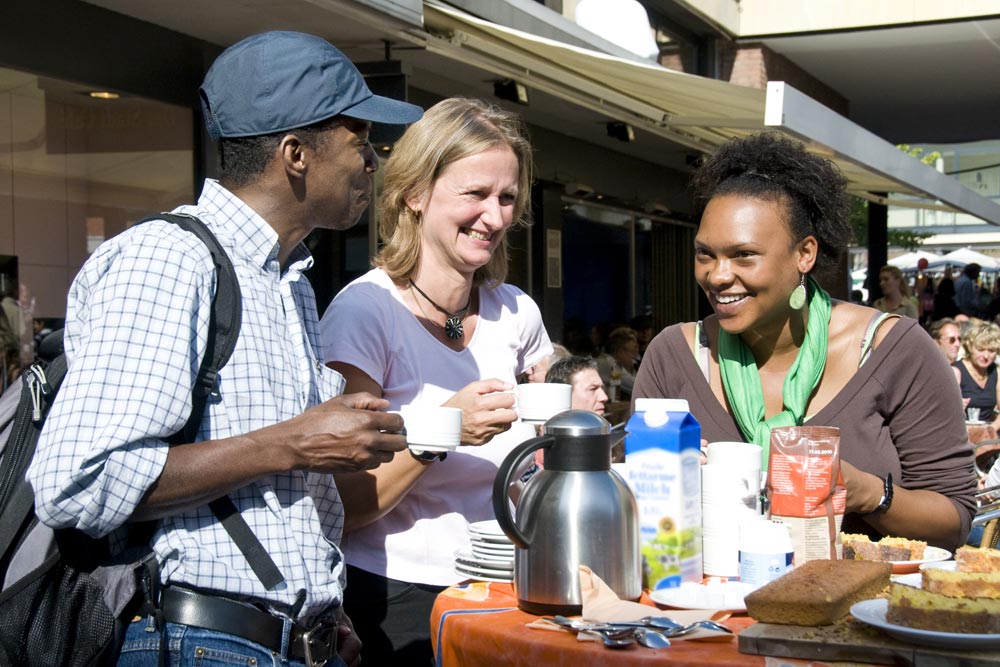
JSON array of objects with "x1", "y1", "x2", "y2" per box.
[{"x1": 542, "y1": 409, "x2": 611, "y2": 436}]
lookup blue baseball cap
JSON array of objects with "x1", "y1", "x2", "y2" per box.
[{"x1": 200, "y1": 31, "x2": 423, "y2": 140}]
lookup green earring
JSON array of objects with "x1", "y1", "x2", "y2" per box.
[{"x1": 789, "y1": 274, "x2": 807, "y2": 310}]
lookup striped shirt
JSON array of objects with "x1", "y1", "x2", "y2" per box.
[{"x1": 28, "y1": 180, "x2": 347, "y2": 619}]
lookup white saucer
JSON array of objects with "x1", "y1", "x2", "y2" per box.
[
  {"x1": 455, "y1": 562, "x2": 513, "y2": 582},
  {"x1": 468, "y1": 520, "x2": 507, "y2": 537}
]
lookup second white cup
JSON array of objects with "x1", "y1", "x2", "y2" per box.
[
  {"x1": 395, "y1": 405, "x2": 463, "y2": 452},
  {"x1": 515, "y1": 383, "x2": 572, "y2": 423}
]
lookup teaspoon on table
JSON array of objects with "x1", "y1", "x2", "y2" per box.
[{"x1": 634, "y1": 627, "x2": 672, "y2": 649}]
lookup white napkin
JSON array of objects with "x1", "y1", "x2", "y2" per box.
[{"x1": 526, "y1": 567, "x2": 733, "y2": 642}]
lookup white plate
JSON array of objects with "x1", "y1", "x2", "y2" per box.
[
  {"x1": 648, "y1": 581, "x2": 755, "y2": 613},
  {"x1": 919, "y1": 559, "x2": 957, "y2": 572},
  {"x1": 454, "y1": 548, "x2": 514, "y2": 572},
  {"x1": 850, "y1": 598, "x2": 1000, "y2": 649},
  {"x1": 454, "y1": 563, "x2": 513, "y2": 582},
  {"x1": 966, "y1": 420, "x2": 988, "y2": 426},
  {"x1": 889, "y1": 545, "x2": 952, "y2": 574}
]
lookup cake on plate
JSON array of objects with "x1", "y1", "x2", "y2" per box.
[
  {"x1": 841, "y1": 533, "x2": 926, "y2": 561},
  {"x1": 886, "y1": 544, "x2": 1000, "y2": 633}
]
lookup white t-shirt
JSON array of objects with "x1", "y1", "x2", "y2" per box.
[{"x1": 319, "y1": 268, "x2": 552, "y2": 585}]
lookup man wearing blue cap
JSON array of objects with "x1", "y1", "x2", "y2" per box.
[{"x1": 28, "y1": 31, "x2": 423, "y2": 667}]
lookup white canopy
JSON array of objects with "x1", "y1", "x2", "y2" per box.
[
  {"x1": 886, "y1": 251, "x2": 947, "y2": 271},
  {"x1": 940, "y1": 247, "x2": 1000, "y2": 269}
]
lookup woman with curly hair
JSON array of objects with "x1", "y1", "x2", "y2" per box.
[
  {"x1": 318, "y1": 98, "x2": 551, "y2": 664},
  {"x1": 873, "y1": 264, "x2": 918, "y2": 318},
  {"x1": 632, "y1": 132, "x2": 975, "y2": 549}
]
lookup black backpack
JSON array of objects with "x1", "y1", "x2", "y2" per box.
[{"x1": 0, "y1": 213, "x2": 283, "y2": 666}]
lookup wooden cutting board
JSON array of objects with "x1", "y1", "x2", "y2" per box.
[{"x1": 738, "y1": 618, "x2": 1000, "y2": 666}]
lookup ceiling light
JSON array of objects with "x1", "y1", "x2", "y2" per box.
[
  {"x1": 493, "y1": 79, "x2": 529, "y2": 106},
  {"x1": 88, "y1": 91, "x2": 121, "y2": 100},
  {"x1": 606, "y1": 121, "x2": 635, "y2": 142}
]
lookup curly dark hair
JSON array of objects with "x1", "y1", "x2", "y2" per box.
[{"x1": 691, "y1": 132, "x2": 852, "y2": 277}]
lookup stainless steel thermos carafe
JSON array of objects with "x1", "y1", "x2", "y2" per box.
[{"x1": 492, "y1": 410, "x2": 641, "y2": 614}]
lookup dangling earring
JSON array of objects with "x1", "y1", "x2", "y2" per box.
[{"x1": 788, "y1": 274, "x2": 807, "y2": 310}]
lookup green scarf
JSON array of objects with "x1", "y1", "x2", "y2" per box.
[{"x1": 718, "y1": 277, "x2": 831, "y2": 470}]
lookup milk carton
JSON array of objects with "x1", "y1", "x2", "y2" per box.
[{"x1": 624, "y1": 398, "x2": 702, "y2": 589}]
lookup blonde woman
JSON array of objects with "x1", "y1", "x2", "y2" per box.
[
  {"x1": 318, "y1": 98, "x2": 551, "y2": 664},
  {"x1": 873, "y1": 265, "x2": 918, "y2": 318},
  {"x1": 952, "y1": 322, "x2": 1000, "y2": 425}
]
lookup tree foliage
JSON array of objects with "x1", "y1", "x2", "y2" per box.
[{"x1": 849, "y1": 145, "x2": 941, "y2": 250}]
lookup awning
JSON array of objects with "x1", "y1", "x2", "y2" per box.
[{"x1": 418, "y1": 1, "x2": 1000, "y2": 225}]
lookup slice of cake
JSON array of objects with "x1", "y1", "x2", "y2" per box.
[
  {"x1": 745, "y1": 559, "x2": 892, "y2": 626},
  {"x1": 955, "y1": 544, "x2": 1000, "y2": 572},
  {"x1": 922, "y1": 568, "x2": 1000, "y2": 599},
  {"x1": 879, "y1": 536, "x2": 926, "y2": 560},
  {"x1": 839, "y1": 533, "x2": 926, "y2": 561},
  {"x1": 886, "y1": 582, "x2": 1000, "y2": 634}
]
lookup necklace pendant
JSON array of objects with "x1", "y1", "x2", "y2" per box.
[{"x1": 445, "y1": 316, "x2": 464, "y2": 340}]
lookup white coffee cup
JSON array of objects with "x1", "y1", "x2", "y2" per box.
[
  {"x1": 515, "y1": 383, "x2": 572, "y2": 423},
  {"x1": 394, "y1": 405, "x2": 463, "y2": 453}
]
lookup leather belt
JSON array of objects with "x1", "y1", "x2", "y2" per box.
[{"x1": 160, "y1": 587, "x2": 338, "y2": 667}]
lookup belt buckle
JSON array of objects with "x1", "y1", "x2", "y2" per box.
[{"x1": 300, "y1": 618, "x2": 337, "y2": 667}]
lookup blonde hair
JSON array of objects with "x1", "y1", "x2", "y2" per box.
[
  {"x1": 879, "y1": 265, "x2": 911, "y2": 298},
  {"x1": 373, "y1": 98, "x2": 534, "y2": 286},
  {"x1": 963, "y1": 322, "x2": 1000, "y2": 355}
]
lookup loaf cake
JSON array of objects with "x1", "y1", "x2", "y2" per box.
[
  {"x1": 745, "y1": 559, "x2": 892, "y2": 626},
  {"x1": 886, "y1": 545, "x2": 1000, "y2": 633},
  {"x1": 841, "y1": 533, "x2": 926, "y2": 561}
]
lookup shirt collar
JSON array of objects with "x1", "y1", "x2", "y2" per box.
[{"x1": 198, "y1": 179, "x2": 313, "y2": 274}]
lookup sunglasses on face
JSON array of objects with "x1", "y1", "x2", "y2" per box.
[{"x1": 939, "y1": 336, "x2": 960, "y2": 344}]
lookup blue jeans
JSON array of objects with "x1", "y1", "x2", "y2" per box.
[{"x1": 117, "y1": 616, "x2": 347, "y2": 667}]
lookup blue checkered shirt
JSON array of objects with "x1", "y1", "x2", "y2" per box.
[{"x1": 27, "y1": 180, "x2": 348, "y2": 619}]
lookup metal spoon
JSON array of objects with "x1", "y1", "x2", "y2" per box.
[
  {"x1": 659, "y1": 619, "x2": 733, "y2": 637},
  {"x1": 586, "y1": 627, "x2": 637, "y2": 649},
  {"x1": 634, "y1": 627, "x2": 671, "y2": 649}
]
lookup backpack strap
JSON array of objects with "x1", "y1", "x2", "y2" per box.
[{"x1": 142, "y1": 213, "x2": 284, "y2": 591}]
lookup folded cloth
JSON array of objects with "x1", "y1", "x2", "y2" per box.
[{"x1": 578, "y1": 566, "x2": 731, "y2": 641}]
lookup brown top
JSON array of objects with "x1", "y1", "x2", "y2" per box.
[{"x1": 632, "y1": 317, "x2": 977, "y2": 542}]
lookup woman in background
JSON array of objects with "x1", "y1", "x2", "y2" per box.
[{"x1": 873, "y1": 265, "x2": 918, "y2": 318}]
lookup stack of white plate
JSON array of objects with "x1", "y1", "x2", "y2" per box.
[{"x1": 455, "y1": 520, "x2": 515, "y2": 582}]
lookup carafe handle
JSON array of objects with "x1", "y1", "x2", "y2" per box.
[{"x1": 491, "y1": 435, "x2": 554, "y2": 549}]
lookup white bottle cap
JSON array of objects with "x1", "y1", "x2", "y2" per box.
[{"x1": 634, "y1": 398, "x2": 689, "y2": 413}]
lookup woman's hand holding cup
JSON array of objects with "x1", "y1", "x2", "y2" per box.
[{"x1": 444, "y1": 379, "x2": 517, "y2": 445}]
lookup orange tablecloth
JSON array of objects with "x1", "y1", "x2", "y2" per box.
[{"x1": 430, "y1": 582, "x2": 758, "y2": 667}]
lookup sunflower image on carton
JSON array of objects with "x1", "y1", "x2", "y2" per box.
[{"x1": 624, "y1": 398, "x2": 702, "y2": 589}]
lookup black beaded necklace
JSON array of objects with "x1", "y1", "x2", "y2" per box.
[{"x1": 409, "y1": 279, "x2": 472, "y2": 340}]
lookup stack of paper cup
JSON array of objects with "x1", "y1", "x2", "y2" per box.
[{"x1": 701, "y1": 441, "x2": 764, "y2": 578}]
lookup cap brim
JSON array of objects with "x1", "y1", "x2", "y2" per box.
[{"x1": 343, "y1": 94, "x2": 423, "y2": 124}]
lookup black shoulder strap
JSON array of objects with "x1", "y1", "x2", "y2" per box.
[{"x1": 141, "y1": 213, "x2": 284, "y2": 591}]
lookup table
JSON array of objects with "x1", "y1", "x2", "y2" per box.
[
  {"x1": 430, "y1": 581, "x2": 758, "y2": 667},
  {"x1": 967, "y1": 423, "x2": 998, "y2": 445},
  {"x1": 967, "y1": 423, "x2": 1000, "y2": 477}
]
